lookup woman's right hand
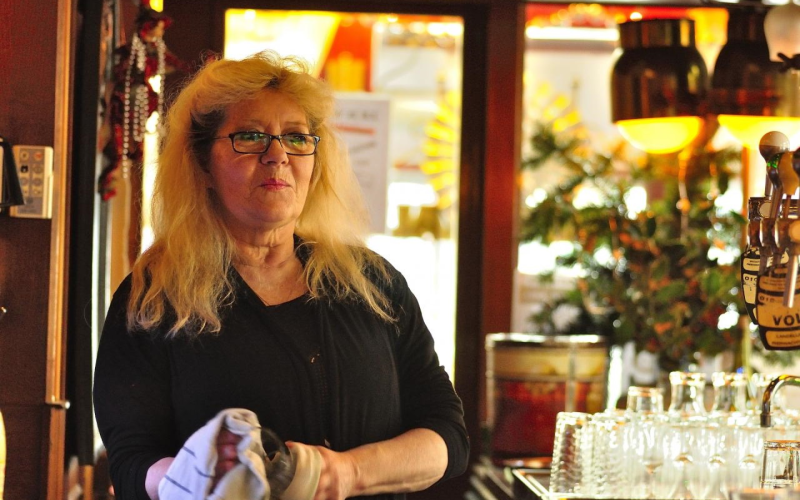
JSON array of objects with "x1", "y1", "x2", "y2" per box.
[
  {"x1": 211, "y1": 427, "x2": 243, "y2": 490},
  {"x1": 145, "y1": 457, "x2": 175, "y2": 499}
]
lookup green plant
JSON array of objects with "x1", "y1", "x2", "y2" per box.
[{"x1": 520, "y1": 120, "x2": 796, "y2": 372}]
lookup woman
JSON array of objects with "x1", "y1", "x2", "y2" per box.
[{"x1": 93, "y1": 50, "x2": 469, "y2": 500}]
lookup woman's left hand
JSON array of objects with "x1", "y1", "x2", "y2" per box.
[
  {"x1": 288, "y1": 429, "x2": 446, "y2": 499},
  {"x1": 311, "y1": 445, "x2": 359, "y2": 500}
]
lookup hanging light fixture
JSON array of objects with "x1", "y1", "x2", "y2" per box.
[
  {"x1": 611, "y1": 18, "x2": 708, "y2": 154},
  {"x1": 712, "y1": 7, "x2": 800, "y2": 148},
  {"x1": 764, "y1": 1, "x2": 800, "y2": 69},
  {"x1": 764, "y1": 1, "x2": 800, "y2": 128}
]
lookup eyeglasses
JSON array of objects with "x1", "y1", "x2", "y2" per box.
[{"x1": 214, "y1": 131, "x2": 321, "y2": 156}]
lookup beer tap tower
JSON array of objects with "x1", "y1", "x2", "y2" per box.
[{"x1": 748, "y1": 131, "x2": 800, "y2": 351}]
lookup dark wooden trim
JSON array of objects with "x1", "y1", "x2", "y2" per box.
[
  {"x1": 479, "y1": 0, "x2": 525, "y2": 426},
  {"x1": 66, "y1": 0, "x2": 104, "y2": 468},
  {"x1": 454, "y1": 2, "x2": 489, "y2": 471},
  {"x1": 45, "y1": 406, "x2": 67, "y2": 500}
]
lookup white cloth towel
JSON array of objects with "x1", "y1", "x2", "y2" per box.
[{"x1": 158, "y1": 408, "x2": 269, "y2": 500}]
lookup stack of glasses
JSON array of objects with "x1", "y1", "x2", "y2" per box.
[{"x1": 549, "y1": 371, "x2": 800, "y2": 498}]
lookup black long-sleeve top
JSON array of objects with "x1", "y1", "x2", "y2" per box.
[{"x1": 93, "y1": 257, "x2": 469, "y2": 500}]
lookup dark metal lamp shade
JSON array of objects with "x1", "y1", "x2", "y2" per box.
[
  {"x1": 711, "y1": 9, "x2": 782, "y2": 117},
  {"x1": 611, "y1": 18, "x2": 708, "y2": 153},
  {"x1": 712, "y1": 7, "x2": 800, "y2": 147}
]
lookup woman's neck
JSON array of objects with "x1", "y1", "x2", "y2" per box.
[
  {"x1": 232, "y1": 228, "x2": 296, "y2": 269},
  {"x1": 231, "y1": 230, "x2": 308, "y2": 306}
]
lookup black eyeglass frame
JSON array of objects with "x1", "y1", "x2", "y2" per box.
[{"x1": 213, "y1": 131, "x2": 321, "y2": 156}]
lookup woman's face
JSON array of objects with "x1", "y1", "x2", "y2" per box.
[{"x1": 207, "y1": 89, "x2": 315, "y2": 239}]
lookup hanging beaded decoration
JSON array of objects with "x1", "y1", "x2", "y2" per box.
[{"x1": 120, "y1": 32, "x2": 166, "y2": 179}]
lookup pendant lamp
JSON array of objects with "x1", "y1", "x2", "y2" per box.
[
  {"x1": 611, "y1": 18, "x2": 708, "y2": 154},
  {"x1": 712, "y1": 8, "x2": 800, "y2": 148},
  {"x1": 765, "y1": 1, "x2": 800, "y2": 69},
  {"x1": 764, "y1": 1, "x2": 800, "y2": 132}
]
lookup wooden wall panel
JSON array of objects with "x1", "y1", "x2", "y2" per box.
[
  {"x1": 2, "y1": 406, "x2": 45, "y2": 499},
  {"x1": 0, "y1": 0, "x2": 73, "y2": 498},
  {"x1": 161, "y1": 2, "x2": 216, "y2": 68},
  {"x1": 0, "y1": 3, "x2": 58, "y2": 141},
  {"x1": 0, "y1": 220, "x2": 51, "y2": 404}
]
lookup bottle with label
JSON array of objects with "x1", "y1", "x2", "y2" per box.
[
  {"x1": 757, "y1": 259, "x2": 800, "y2": 349},
  {"x1": 741, "y1": 197, "x2": 767, "y2": 324}
]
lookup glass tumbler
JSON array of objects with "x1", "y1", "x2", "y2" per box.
[
  {"x1": 587, "y1": 410, "x2": 629, "y2": 497},
  {"x1": 711, "y1": 372, "x2": 749, "y2": 415},
  {"x1": 549, "y1": 411, "x2": 592, "y2": 495},
  {"x1": 761, "y1": 440, "x2": 800, "y2": 489},
  {"x1": 661, "y1": 420, "x2": 707, "y2": 499},
  {"x1": 668, "y1": 371, "x2": 707, "y2": 421},
  {"x1": 627, "y1": 413, "x2": 669, "y2": 499},
  {"x1": 626, "y1": 386, "x2": 664, "y2": 414},
  {"x1": 730, "y1": 423, "x2": 767, "y2": 492}
]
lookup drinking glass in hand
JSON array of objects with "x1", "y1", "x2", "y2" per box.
[
  {"x1": 761, "y1": 440, "x2": 800, "y2": 489},
  {"x1": 260, "y1": 428, "x2": 296, "y2": 497}
]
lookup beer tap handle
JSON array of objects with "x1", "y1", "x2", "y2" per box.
[
  {"x1": 760, "y1": 131, "x2": 791, "y2": 197},
  {"x1": 780, "y1": 151, "x2": 800, "y2": 211},
  {"x1": 762, "y1": 156, "x2": 786, "y2": 274},
  {"x1": 783, "y1": 149, "x2": 800, "y2": 307},
  {"x1": 784, "y1": 222, "x2": 800, "y2": 307}
]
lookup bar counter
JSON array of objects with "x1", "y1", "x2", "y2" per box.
[
  {"x1": 468, "y1": 456, "x2": 733, "y2": 500},
  {"x1": 469, "y1": 457, "x2": 552, "y2": 500}
]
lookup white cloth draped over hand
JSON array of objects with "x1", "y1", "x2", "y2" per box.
[{"x1": 158, "y1": 408, "x2": 269, "y2": 500}]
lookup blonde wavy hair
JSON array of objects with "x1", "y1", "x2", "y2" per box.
[{"x1": 128, "y1": 50, "x2": 391, "y2": 336}]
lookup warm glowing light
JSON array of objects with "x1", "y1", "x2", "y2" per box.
[
  {"x1": 616, "y1": 117, "x2": 703, "y2": 154},
  {"x1": 525, "y1": 188, "x2": 548, "y2": 208},
  {"x1": 409, "y1": 22, "x2": 426, "y2": 34},
  {"x1": 223, "y1": 9, "x2": 340, "y2": 77},
  {"x1": 148, "y1": 75, "x2": 162, "y2": 94},
  {"x1": 525, "y1": 25, "x2": 619, "y2": 42},
  {"x1": 718, "y1": 115, "x2": 800, "y2": 148},
  {"x1": 445, "y1": 23, "x2": 463, "y2": 37},
  {"x1": 624, "y1": 186, "x2": 648, "y2": 217},
  {"x1": 427, "y1": 23, "x2": 447, "y2": 37},
  {"x1": 149, "y1": 0, "x2": 163, "y2": 12},
  {"x1": 573, "y1": 186, "x2": 604, "y2": 209}
]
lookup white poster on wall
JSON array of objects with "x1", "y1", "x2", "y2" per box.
[{"x1": 334, "y1": 93, "x2": 390, "y2": 234}]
